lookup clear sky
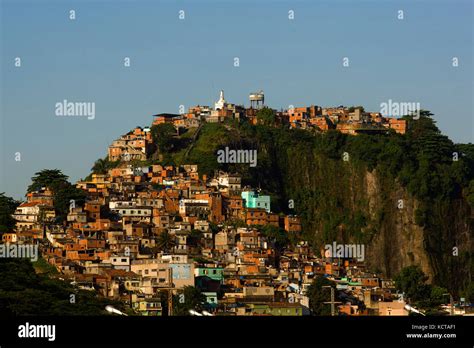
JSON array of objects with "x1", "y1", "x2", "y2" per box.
[{"x1": 1, "y1": 0, "x2": 473, "y2": 200}]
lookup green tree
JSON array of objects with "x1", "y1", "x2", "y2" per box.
[
  {"x1": 27, "y1": 169, "x2": 86, "y2": 223},
  {"x1": 27, "y1": 169, "x2": 69, "y2": 193},
  {"x1": 256, "y1": 107, "x2": 275, "y2": 126},
  {"x1": 428, "y1": 285, "x2": 449, "y2": 307},
  {"x1": 151, "y1": 123, "x2": 177, "y2": 153},
  {"x1": 394, "y1": 266, "x2": 431, "y2": 303},
  {"x1": 347, "y1": 106, "x2": 365, "y2": 113},
  {"x1": 261, "y1": 225, "x2": 289, "y2": 251},
  {"x1": 156, "y1": 231, "x2": 176, "y2": 252},
  {"x1": 461, "y1": 282, "x2": 474, "y2": 303},
  {"x1": 52, "y1": 182, "x2": 86, "y2": 222},
  {"x1": 0, "y1": 259, "x2": 124, "y2": 317},
  {"x1": 0, "y1": 193, "x2": 19, "y2": 233},
  {"x1": 91, "y1": 157, "x2": 109, "y2": 174},
  {"x1": 188, "y1": 229, "x2": 203, "y2": 247},
  {"x1": 306, "y1": 276, "x2": 336, "y2": 315},
  {"x1": 172, "y1": 286, "x2": 206, "y2": 316}
]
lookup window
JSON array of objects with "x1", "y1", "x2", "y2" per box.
[
  {"x1": 121, "y1": 258, "x2": 127, "y2": 262},
  {"x1": 145, "y1": 269, "x2": 149, "y2": 275}
]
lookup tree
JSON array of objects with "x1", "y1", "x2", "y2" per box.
[
  {"x1": 394, "y1": 266, "x2": 431, "y2": 303},
  {"x1": 461, "y1": 282, "x2": 474, "y2": 304},
  {"x1": 0, "y1": 259, "x2": 124, "y2": 317},
  {"x1": 52, "y1": 182, "x2": 86, "y2": 222},
  {"x1": 27, "y1": 169, "x2": 69, "y2": 193},
  {"x1": 172, "y1": 286, "x2": 206, "y2": 316},
  {"x1": 306, "y1": 276, "x2": 336, "y2": 315},
  {"x1": 347, "y1": 106, "x2": 365, "y2": 113},
  {"x1": 0, "y1": 193, "x2": 19, "y2": 233},
  {"x1": 151, "y1": 123, "x2": 176, "y2": 153},
  {"x1": 27, "y1": 169, "x2": 86, "y2": 223},
  {"x1": 156, "y1": 231, "x2": 176, "y2": 253},
  {"x1": 256, "y1": 107, "x2": 275, "y2": 126},
  {"x1": 261, "y1": 225, "x2": 289, "y2": 251},
  {"x1": 188, "y1": 229, "x2": 203, "y2": 247},
  {"x1": 91, "y1": 157, "x2": 109, "y2": 174},
  {"x1": 428, "y1": 285, "x2": 449, "y2": 307}
]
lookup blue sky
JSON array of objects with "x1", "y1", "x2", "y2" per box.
[{"x1": 1, "y1": 0, "x2": 473, "y2": 199}]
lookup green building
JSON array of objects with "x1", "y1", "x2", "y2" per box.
[
  {"x1": 241, "y1": 191, "x2": 271, "y2": 213},
  {"x1": 195, "y1": 267, "x2": 224, "y2": 282}
]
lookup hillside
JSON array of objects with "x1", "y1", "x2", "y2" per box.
[{"x1": 144, "y1": 112, "x2": 474, "y2": 296}]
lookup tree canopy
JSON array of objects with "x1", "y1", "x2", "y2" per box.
[
  {"x1": 306, "y1": 276, "x2": 336, "y2": 315},
  {"x1": 0, "y1": 193, "x2": 19, "y2": 233},
  {"x1": 256, "y1": 107, "x2": 276, "y2": 126},
  {"x1": 172, "y1": 286, "x2": 206, "y2": 315},
  {"x1": 0, "y1": 259, "x2": 124, "y2": 317},
  {"x1": 28, "y1": 169, "x2": 86, "y2": 222}
]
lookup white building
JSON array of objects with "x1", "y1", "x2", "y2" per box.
[{"x1": 214, "y1": 90, "x2": 227, "y2": 110}]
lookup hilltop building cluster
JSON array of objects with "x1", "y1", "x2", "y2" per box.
[{"x1": 151, "y1": 90, "x2": 407, "y2": 135}]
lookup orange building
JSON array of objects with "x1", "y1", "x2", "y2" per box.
[
  {"x1": 284, "y1": 215, "x2": 302, "y2": 233},
  {"x1": 388, "y1": 118, "x2": 407, "y2": 134},
  {"x1": 245, "y1": 208, "x2": 267, "y2": 226}
]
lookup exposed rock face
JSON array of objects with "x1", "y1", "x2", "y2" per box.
[
  {"x1": 363, "y1": 170, "x2": 432, "y2": 280},
  {"x1": 286, "y1": 154, "x2": 472, "y2": 293}
]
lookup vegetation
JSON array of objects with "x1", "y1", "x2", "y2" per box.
[
  {"x1": 256, "y1": 107, "x2": 276, "y2": 126},
  {"x1": 260, "y1": 225, "x2": 290, "y2": 252},
  {"x1": 151, "y1": 123, "x2": 177, "y2": 153},
  {"x1": 32, "y1": 257, "x2": 59, "y2": 275},
  {"x1": 28, "y1": 169, "x2": 86, "y2": 222},
  {"x1": 156, "y1": 231, "x2": 176, "y2": 253},
  {"x1": 0, "y1": 259, "x2": 124, "y2": 316},
  {"x1": 306, "y1": 276, "x2": 336, "y2": 315},
  {"x1": 394, "y1": 265, "x2": 449, "y2": 313},
  {"x1": 91, "y1": 156, "x2": 121, "y2": 175},
  {"x1": 172, "y1": 286, "x2": 206, "y2": 316},
  {"x1": 0, "y1": 193, "x2": 19, "y2": 233}
]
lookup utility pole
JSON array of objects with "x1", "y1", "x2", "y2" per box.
[
  {"x1": 322, "y1": 285, "x2": 341, "y2": 316},
  {"x1": 168, "y1": 289, "x2": 173, "y2": 316},
  {"x1": 450, "y1": 294, "x2": 454, "y2": 316},
  {"x1": 443, "y1": 293, "x2": 454, "y2": 316}
]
